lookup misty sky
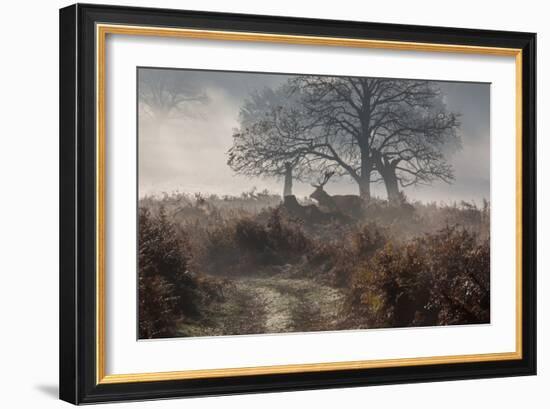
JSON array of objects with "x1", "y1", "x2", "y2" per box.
[{"x1": 138, "y1": 68, "x2": 490, "y2": 204}]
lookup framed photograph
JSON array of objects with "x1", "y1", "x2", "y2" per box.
[{"x1": 59, "y1": 3, "x2": 536, "y2": 404}]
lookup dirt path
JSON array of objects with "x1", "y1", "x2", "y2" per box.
[
  {"x1": 177, "y1": 275, "x2": 346, "y2": 337},
  {"x1": 235, "y1": 277, "x2": 345, "y2": 334}
]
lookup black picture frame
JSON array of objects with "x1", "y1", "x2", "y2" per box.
[{"x1": 60, "y1": 3, "x2": 536, "y2": 404}]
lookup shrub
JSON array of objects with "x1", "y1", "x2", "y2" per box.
[
  {"x1": 235, "y1": 218, "x2": 269, "y2": 252},
  {"x1": 202, "y1": 222, "x2": 241, "y2": 273},
  {"x1": 304, "y1": 223, "x2": 387, "y2": 288},
  {"x1": 348, "y1": 226, "x2": 490, "y2": 328},
  {"x1": 138, "y1": 206, "x2": 223, "y2": 338},
  {"x1": 138, "y1": 274, "x2": 179, "y2": 338},
  {"x1": 138, "y1": 206, "x2": 188, "y2": 338},
  {"x1": 423, "y1": 226, "x2": 490, "y2": 325},
  {"x1": 266, "y1": 208, "x2": 309, "y2": 255},
  {"x1": 353, "y1": 223, "x2": 388, "y2": 256},
  {"x1": 201, "y1": 208, "x2": 310, "y2": 274},
  {"x1": 139, "y1": 206, "x2": 191, "y2": 282}
]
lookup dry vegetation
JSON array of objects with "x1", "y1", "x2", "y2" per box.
[{"x1": 138, "y1": 190, "x2": 490, "y2": 339}]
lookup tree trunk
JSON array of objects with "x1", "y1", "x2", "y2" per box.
[
  {"x1": 358, "y1": 176, "x2": 371, "y2": 202},
  {"x1": 359, "y1": 148, "x2": 372, "y2": 202},
  {"x1": 374, "y1": 154, "x2": 401, "y2": 204},
  {"x1": 381, "y1": 168, "x2": 400, "y2": 204},
  {"x1": 283, "y1": 162, "x2": 293, "y2": 197}
]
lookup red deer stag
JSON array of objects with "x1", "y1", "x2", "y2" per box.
[{"x1": 310, "y1": 171, "x2": 363, "y2": 219}]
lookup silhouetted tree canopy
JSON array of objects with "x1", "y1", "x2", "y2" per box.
[
  {"x1": 227, "y1": 85, "x2": 319, "y2": 195},
  {"x1": 229, "y1": 75, "x2": 460, "y2": 202},
  {"x1": 292, "y1": 76, "x2": 460, "y2": 201}
]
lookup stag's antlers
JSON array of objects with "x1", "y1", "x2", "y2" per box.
[{"x1": 312, "y1": 171, "x2": 335, "y2": 188}]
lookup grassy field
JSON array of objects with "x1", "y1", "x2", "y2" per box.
[{"x1": 138, "y1": 191, "x2": 490, "y2": 339}]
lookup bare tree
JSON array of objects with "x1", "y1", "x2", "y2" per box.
[
  {"x1": 228, "y1": 86, "x2": 318, "y2": 197},
  {"x1": 138, "y1": 69, "x2": 208, "y2": 123},
  {"x1": 291, "y1": 76, "x2": 460, "y2": 202},
  {"x1": 371, "y1": 101, "x2": 460, "y2": 202}
]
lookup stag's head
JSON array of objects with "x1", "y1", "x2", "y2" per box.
[{"x1": 310, "y1": 171, "x2": 335, "y2": 203}]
